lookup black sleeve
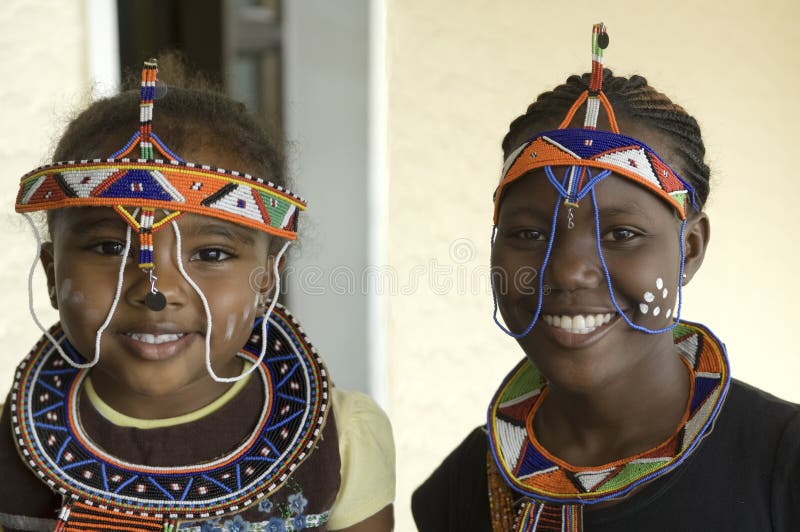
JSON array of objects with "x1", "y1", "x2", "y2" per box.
[
  {"x1": 772, "y1": 410, "x2": 800, "y2": 531},
  {"x1": 411, "y1": 426, "x2": 492, "y2": 532}
]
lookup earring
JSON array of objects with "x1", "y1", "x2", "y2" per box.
[{"x1": 256, "y1": 292, "x2": 270, "y2": 314}]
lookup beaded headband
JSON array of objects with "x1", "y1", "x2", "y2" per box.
[
  {"x1": 15, "y1": 60, "x2": 305, "y2": 309},
  {"x1": 493, "y1": 23, "x2": 696, "y2": 221}
]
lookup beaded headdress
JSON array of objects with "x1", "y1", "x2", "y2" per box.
[
  {"x1": 491, "y1": 23, "x2": 698, "y2": 338},
  {"x1": 16, "y1": 60, "x2": 304, "y2": 381}
]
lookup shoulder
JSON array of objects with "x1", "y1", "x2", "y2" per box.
[
  {"x1": 412, "y1": 426, "x2": 491, "y2": 532},
  {"x1": 717, "y1": 379, "x2": 799, "y2": 443},
  {"x1": 726, "y1": 381, "x2": 800, "y2": 529},
  {"x1": 327, "y1": 388, "x2": 395, "y2": 530},
  {"x1": 330, "y1": 388, "x2": 394, "y2": 466}
]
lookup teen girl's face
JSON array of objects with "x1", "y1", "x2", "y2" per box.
[
  {"x1": 40, "y1": 150, "x2": 275, "y2": 416},
  {"x1": 492, "y1": 126, "x2": 708, "y2": 394}
]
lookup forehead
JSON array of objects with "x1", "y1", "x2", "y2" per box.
[
  {"x1": 499, "y1": 170, "x2": 676, "y2": 220},
  {"x1": 53, "y1": 207, "x2": 268, "y2": 245}
]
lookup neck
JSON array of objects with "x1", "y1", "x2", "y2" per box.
[
  {"x1": 88, "y1": 358, "x2": 244, "y2": 420},
  {"x1": 534, "y1": 334, "x2": 691, "y2": 467}
]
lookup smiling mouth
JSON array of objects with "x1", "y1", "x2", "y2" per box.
[
  {"x1": 124, "y1": 332, "x2": 187, "y2": 345},
  {"x1": 541, "y1": 312, "x2": 616, "y2": 335}
]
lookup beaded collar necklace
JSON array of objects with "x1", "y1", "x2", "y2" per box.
[
  {"x1": 487, "y1": 321, "x2": 731, "y2": 531},
  {"x1": 10, "y1": 305, "x2": 329, "y2": 528}
]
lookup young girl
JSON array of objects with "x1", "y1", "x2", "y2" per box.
[
  {"x1": 0, "y1": 59, "x2": 394, "y2": 531},
  {"x1": 412, "y1": 24, "x2": 799, "y2": 531}
]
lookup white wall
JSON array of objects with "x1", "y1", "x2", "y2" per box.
[
  {"x1": 282, "y1": 0, "x2": 386, "y2": 401},
  {"x1": 0, "y1": 0, "x2": 89, "y2": 395}
]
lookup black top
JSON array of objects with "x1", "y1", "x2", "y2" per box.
[{"x1": 412, "y1": 380, "x2": 800, "y2": 532}]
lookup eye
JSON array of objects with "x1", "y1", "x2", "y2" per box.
[
  {"x1": 91, "y1": 241, "x2": 127, "y2": 256},
  {"x1": 603, "y1": 228, "x2": 638, "y2": 242},
  {"x1": 190, "y1": 248, "x2": 234, "y2": 262},
  {"x1": 515, "y1": 229, "x2": 546, "y2": 241}
]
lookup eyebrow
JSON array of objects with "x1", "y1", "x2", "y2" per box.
[
  {"x1": 597, "y1": 201, "x2": 651, "y2": 219},
  {"x1": 501, "y1": 205, "x2": 554, "y2": 219},
  {"x1": 184, "y1": 221, "x2": 257, "y2": 245},
  {"x1": 72, "y1": 216, "x2": 128, "y2": 233}
]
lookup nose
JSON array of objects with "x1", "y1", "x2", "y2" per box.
[
  {"x1": 124, "y1": 227, "x2": 190, "y2": 310},
  {"x1": 544, "y1": 230, "x2": 604, "y2": 292}
]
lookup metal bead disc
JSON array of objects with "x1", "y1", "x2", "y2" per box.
[{"x1": 144, "y1": 291, "x2": 167, "y2": 311}]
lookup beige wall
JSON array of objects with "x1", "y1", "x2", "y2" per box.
[
  {"x1": 0, "y1": 0, "x2": 88, "y2": 392},
  {"x1": 387, "y1": 0, "x2": 800, "y2": 530}
]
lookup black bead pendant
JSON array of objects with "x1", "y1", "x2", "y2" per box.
[
  {"x1": 144, "y1": 291, "x2": 167, "y2": 311},
  {"x1": 598, "y1": 32, "x2": 610, "y2": 49}
]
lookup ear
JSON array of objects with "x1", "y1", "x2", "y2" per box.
[
  {"x1": 681, "y1": 211, "x2": 710, "y2": 285},
  {"x1": 40, "y1": 242, "x2": 58, "y2": 309}
]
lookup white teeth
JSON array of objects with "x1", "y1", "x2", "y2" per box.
[
  {"x1": 541, "y1": 313, "x2": 614, "y2": 334},
  {"x1": 127, "y1": 333, "x2": 184, "y2": 344}
]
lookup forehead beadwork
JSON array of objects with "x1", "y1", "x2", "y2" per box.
[
  {"x1": 16, "y1": 59, "x2": 307, "y2": 311},
  {"x1": 493, "y1": 23, "x2": 697, "y2": 223}
]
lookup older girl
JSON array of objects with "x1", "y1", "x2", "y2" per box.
[{"x1": 413, "y1": 24, "x2": 799, "y2": 532}]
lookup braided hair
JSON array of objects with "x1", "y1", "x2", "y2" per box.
[{"x1": 502, "y1": 70, "x2": 711, "y2": 209}]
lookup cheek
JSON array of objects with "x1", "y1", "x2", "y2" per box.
[
  {"x1": 56, "y1": 273, "x2": 110, "y2": 332},
  {"x1": 636, "y1": 275, "x2": 677, "y2": 318},
  {"x1": 58, "y1": 278, "x2": 84, "y2": 306},
  {"x1": 612, "y1": 246, "x2": 682, "y2": 319}
]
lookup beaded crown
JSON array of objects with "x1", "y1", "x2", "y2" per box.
[
  {"x1": 493, "y1": 23, "x2": 696, "y2": 222},
  {"x1": 15, "y1": 60, "x2": 306, "y2": 268}
]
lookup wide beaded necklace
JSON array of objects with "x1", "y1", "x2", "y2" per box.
[
  {"x1": 487, "y1": 320, "x2": 731, "y2": 531},
  {"x1": 10, "y1": 304, "x2": 329, "y2": 522}
]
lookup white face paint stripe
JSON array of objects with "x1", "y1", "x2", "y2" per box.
[{"x1": 224, "y1": 314, "x2": 237, "y2": 341}]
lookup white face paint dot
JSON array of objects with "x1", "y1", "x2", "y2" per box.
[
  {"x1": 643, "y1": 291, "x2": 655, "y2": 303},
  {"x1": 666, "y1": 308, "x2": 672, "y2": 318},
  {"x1": 656, "y1": 278, "x2": 663, "y2": 290},
  {"x1": 653, "y1": 306, "x2": 661, "y2": 316},
  {"x1": 639, "y1": 303, "x2": 649, "y2": 314},
  {"x1": 662, "y1": 288, "x2": 668, "y2": 299}
]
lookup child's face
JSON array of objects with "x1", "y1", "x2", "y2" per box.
[
  {"x1": 41, "y1": 204, "x2": 272, "y2": 403},
  {"x1": 492, "y1": 150, "x2": 708, "y2": 394}
]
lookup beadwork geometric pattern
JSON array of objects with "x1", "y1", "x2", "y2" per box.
[
  {"x1": 487, "y1": 320, "x2": 730, "y2": 505},
  {"x1": 495, "y1": 128, "x2": 694, "y2": 222},
  {"x1": 16, "y1": 160, "x2": 305, "y2": 240},
  {"x1": 11, "y1": 305, "x2": 329, "y2": 519}
]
